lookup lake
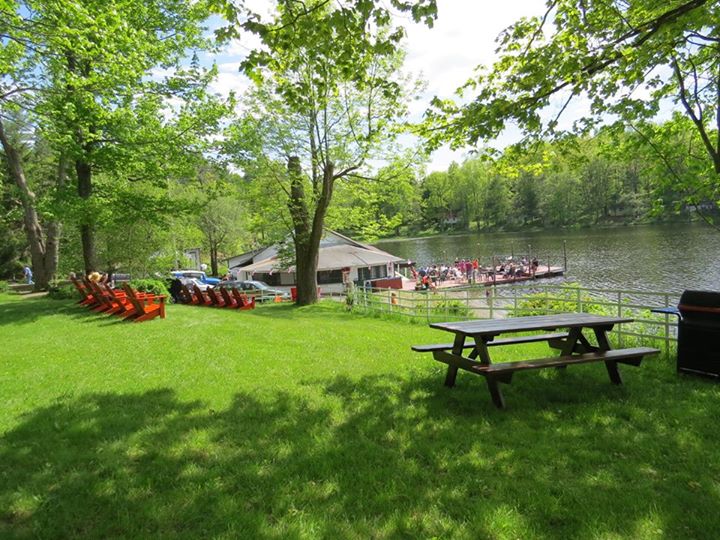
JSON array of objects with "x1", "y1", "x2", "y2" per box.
[{"x1": 375, "y1": 223, "x2": 720, "y2": 299}]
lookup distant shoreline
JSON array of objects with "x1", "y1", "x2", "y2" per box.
[{"x1": 373, "y1": 218, "x2": 709, "y2": 244}]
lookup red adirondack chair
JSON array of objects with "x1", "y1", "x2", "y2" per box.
[
  {"x1": 192, "y1": 284, "x2": 212, "y2": 306},
  {"x1": 102, "y1": 283, "x2": 143, "y2": 318},
  {"x1": 88, "y1": 281, "x2": 130, "y2": 315},
  {"x1": 121, "y1": 283, "x2": 166, "y2": 322},
  {"x1": 218, "y1": 286, "x2": 239, "y2": 308},
  {"x1": 231, "y1": 287, "x2": 256, "y2": 310},
  {"x1": 84, "y1": 279, "x2": 117, "y2": 313},
  {"x1": 205, "y1": 287, "x2": 227, "y2": 307},
  {"x1": 179, "y1": 283, "x2": 197, "y2": 305},
  {"x1": 70, "y1": 276, "x2": 95, "y2": 306}
]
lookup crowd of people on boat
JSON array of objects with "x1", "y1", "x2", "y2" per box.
[{"x1": 411, "y1": 256, "x2": 540, "y2": 290}]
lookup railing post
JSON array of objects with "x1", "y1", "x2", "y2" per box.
[
  {"x1": 489, "y1": 287, "x2": 494, "y2": 319},
  {"x1": 617, "y1": 291, "x2": 623, "y2": 347},
  {"x1": 576, "y1": 288, "x2": 582, "y2": 313},
  {"x1": 664, "y1": 292, "x2": 670, "y2": 355}
]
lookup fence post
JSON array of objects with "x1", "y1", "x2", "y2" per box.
[
  {"x1": 617, "y1": 291, "x2": 623, "y2": 347},
  {"x1": 489, "y1": 287, "x2": 494, "y2": 319},
  {"x1": 576, "y1": 288, "x2": 582, "y2": 313},
  {"x1": 664, "y1": 292, "x2": 670, "y2": 355},
  {"x1": 426, "y1": 292, "x2": 430, "y2": 323}
]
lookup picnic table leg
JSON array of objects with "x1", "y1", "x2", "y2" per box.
[
  {"x1": 555, "y1": 327, "x2": 582, "y2": 369},
  {"x1": 472, "y1": 336, "x2": 506, "y2": 408},
  {"x1": 594, "y1": 326, "x2": 623, "y2": 385},
  {"x1": 485, "y1": 376, "x2": 506, "y2": 409},
  {"x1": 444, "y1": 334, "x2": 466, "y2": 387}
]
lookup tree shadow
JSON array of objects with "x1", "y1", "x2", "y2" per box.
[
  {"x1": 1, "y1": 368, "x2": 718, "y2": 538},
  {"x1": 0, "y1": 297, "x2": 96, "y2": 327}
]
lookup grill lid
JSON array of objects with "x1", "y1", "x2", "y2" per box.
[{"x1": 678, "y1": 290, "x2": 720, "y2": 317}]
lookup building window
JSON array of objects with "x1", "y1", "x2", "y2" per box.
[
  {"x1": 357, "y1": 266, "x2": 387, "y2": 283},
  {"x1": 318, "y1": 270, "x2": 343, "y2": 284},
  {"x1": 255, "y1": 273, "x2": 281, "y2": 286}
]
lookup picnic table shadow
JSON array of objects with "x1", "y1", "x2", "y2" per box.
[{"x1": 2, "y1": 371, "x2": 718, "y2": 538}]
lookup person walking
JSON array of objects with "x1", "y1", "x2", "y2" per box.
[{"x1": 23, "y1": 264, "x2": 34, "y2": 285}]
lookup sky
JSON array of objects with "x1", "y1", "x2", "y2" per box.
[{"x1": 206, "y1": 0, "x2": 550, "y2": 172}]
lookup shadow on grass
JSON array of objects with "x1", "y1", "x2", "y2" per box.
[
  {"x1": 2, "y1": 367, "x2": 719, "y2": 538},
  {"x1": 0, "y1": 296, "x2": 99, "y2": 327}
]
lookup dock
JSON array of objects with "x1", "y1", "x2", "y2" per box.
[{"x1": 403, "y1": 265, "x2": 564, "y2": 291}]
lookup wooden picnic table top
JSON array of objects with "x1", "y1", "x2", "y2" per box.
[{"x1": 430, "y1": 313, "x2": 634, "y2": 337}]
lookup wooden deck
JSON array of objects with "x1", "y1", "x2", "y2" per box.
[{"x1": 404, "y1": 266, "x2": 564, "y2": 291}]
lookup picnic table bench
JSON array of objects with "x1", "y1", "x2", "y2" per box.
[{"x1": 412, "y1": 314, "x2": 659, "y2": 409}]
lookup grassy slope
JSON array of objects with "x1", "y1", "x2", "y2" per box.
[{"x1": 1, "y1": 294, "x2": 719, "y2": 539}]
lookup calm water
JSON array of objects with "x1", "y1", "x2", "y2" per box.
[{"x1": 375, "y1": 223, "x2": 720, "y2": 299}]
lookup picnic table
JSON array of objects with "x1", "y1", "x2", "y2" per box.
[{"x1": 412, "y1": 313, "x2": 660, "y2": 409}]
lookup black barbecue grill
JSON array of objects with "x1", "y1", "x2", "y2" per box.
[{"x1": 653, "y1": 290, "x2": 720, "y2": 378}]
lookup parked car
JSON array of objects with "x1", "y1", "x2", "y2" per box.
[
  {"x1": 217, "y1": 280, "x2": 290, "y2": 302},
  {"x1": 171, "y1": 270, "x2": 221, "y2": 286},
  {"x1": 182, "y1": 277, "x2": 209, "y2": 292}
]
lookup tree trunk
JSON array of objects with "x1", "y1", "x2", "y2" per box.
[
  {"x1": 287, "y1": 156, "x2": 335, "y2": 306},
  {"x1": 210, "y1": 244, "x2": 218, "y2": 276},
  {"x1": 0, "y1": 119, "x2": 60, "y2": 290},
  {"x1": 294, "y1": 239, "x2": 319, "y2": 305},
  {"x1": 76, "y1": 159, "x2": 98, "y2": 273}
]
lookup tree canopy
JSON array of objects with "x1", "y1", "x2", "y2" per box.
[{"x1": 424, "y1": 1, "x2": 717, "y2": 155}]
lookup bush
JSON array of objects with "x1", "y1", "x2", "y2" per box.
[
  {"x1": 512, "y1": 284, "x2": 611, "y2": 317},
  {"x1": 0, "y1": 280, "x2": 8, "y2": 293},
  {"x1": 129, "y1": 278, "x2": 169, "y2": 297},
  {"x1": 434, "y1": 299, "x2": 471, "y2": 317},
  {"x1": 47, "y1": 284, "x2": 78, "y2": 300}
]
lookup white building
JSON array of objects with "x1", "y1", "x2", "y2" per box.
[{"x1": 227, "y1": 230, "x2": 408, "y2": 293}]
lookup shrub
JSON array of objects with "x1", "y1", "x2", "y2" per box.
[
  {"x1": 434, "y1": 299, "x2": 471, "y2": 318},
  {"x1": 48, "y1": 284, "x2": 78, "y2": 300},
  {"x1": 129, "y1": 278, "x2": 169, "y2": 296},
  {"x1": 0, "y1": 280, "x2": 7, "y2": 293},
  {"x1": 512, "y1": 284, "x2": 611, "y2": 317}
]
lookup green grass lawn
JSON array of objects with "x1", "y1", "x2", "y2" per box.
[{"x1": 1, "y1": 294, "x2": 719, "y2": 539}]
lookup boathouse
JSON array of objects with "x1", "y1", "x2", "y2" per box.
[{"x1": 226, "y1": 230, "x2": 406, "y2": 292}]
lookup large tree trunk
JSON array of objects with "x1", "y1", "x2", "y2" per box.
[
  {"x1": 76, "y1": 159, "x2": 98, "y2": 273},
  {"x1": 0, "y1": 119, "x2": 60, "y2": 290},
  {"x1": 287, "y1": 156, "x2": 335, "y2": 306}
]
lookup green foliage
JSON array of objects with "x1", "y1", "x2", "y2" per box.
[
  {"x1": 129, "y1": 279, "x2": 169, "y2": 297},
  {"x1": 2, "y1": 0, "x2": 231, "y2": 277},
  {"x1": 47, "y1": 285, "x2": 77, "y2": 300},
  {"x1": 513, "y1": 285, "x2": 610, "y2": 317},
  {"x1": 0, "y1": 280, "x2": 8, "y2": 294},
  {"x1": 433, "y1": 299, "x2": 470, "y2": 317}
]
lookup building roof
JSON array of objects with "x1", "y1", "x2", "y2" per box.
[
  {"x1": 225, "y1": 248, "x2": 263, "y2": 268},
  {"x1": 240, "y1": 242, "x2": 404, "y2": 274},
  {"x1": 228, "y1": 229, "x2": 404, "y2": 274}
]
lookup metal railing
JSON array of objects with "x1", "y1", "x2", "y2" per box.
[{"x1": 350, "y1": 284, "x2": 679, "y2": 353}]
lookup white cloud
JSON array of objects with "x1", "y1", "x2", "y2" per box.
[
  {"x1": 403, "y1": 0, "x2": 548, "y2": 170},
  {"x1": 404, "y1": 1, "x2": 546, "y2": 100}
]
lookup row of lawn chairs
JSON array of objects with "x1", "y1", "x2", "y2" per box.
[
  {"x1": 178, "y1": 282, "x2": 256, "y2": 310},
  {"x1": 71, "y1": 277, "x2": 166, "y2": 322}
]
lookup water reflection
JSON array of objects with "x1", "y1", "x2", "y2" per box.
[{"x1": 375, "y1": 223, "x2": 720, "y2": 300}]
